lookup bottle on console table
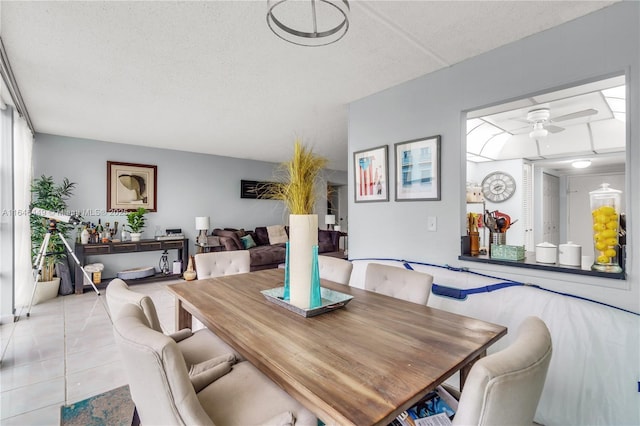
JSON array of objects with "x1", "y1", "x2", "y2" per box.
[{"x1": 80, "y1": 226, "x2": 90, "y2": 244}]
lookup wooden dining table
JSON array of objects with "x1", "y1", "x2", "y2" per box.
[{"x1": 168, "y1": 269, "x2": 506, "y2": 426}]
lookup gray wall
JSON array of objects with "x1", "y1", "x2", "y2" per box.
[
  {"x1": 33, "y1": 133, "x2": 346, "y2": 277},
  {"x1": 348, "y1": 2, "x2": 639, "y2": 312}
]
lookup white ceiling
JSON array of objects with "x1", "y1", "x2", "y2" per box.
[{"x1": 0, "y1": 0, "x2": 616, "y2": 171}]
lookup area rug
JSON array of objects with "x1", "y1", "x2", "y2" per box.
[{"x1": 60, "y1": 385, "x2": 135, "y2": 426}]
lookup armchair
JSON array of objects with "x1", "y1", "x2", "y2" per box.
[
  {"x1": 106, "y1": 278, "x2": 239, "y2": 365},
  {"x1": 453, "y1": 316, "x2": 552, "y2": 426},
  {"x1": 113, "y1": 304, "x2": 317, "y2": 425},
  {"x1": 364, "y1": 263, "x2": 433, "y2": 305}
]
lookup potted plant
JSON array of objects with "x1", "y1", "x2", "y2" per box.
[
  {"x1": 269, "y1": 140, "x2": 327, "y2": 309},
  {"x1": 126, "y1": 207, "x2": 147, "y2": 241},
  {"x1": 30, "y1": 175, "x2": 77, "y2": 301}
]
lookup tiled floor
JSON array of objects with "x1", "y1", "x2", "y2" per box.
[{"x1": 0, "y1": 279, "x2": 181, "y2": 425}]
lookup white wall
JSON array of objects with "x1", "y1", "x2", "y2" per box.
[
  {"x1": 0, "y1": 108, "x2": 14, "y2": 322},
  {"x1": 348, "y1": 2, "x2": 639, "y2": 312},
  {"x1": 33, "y1": 133, "x2": 347, "y2": 278},
  {"x1": 468, "y1": 159, "x2": 524, "y2": 246},
  {"x1": 565, "y1": 172, "x2": 625, "y2": 251}
]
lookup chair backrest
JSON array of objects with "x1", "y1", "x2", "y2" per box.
[
  {"x1": 106, "y1": 278, "x2": 163, "y2": 332},
  {"x1": 364, "y1": 263, "x2": 433, "y2": 305},
  {"x1": 195, "y1": 250, "x2": 251, "y2": 279},
  {"x1": 453, "y1": 316, "x2": 553, "y2": 426},
  {"x1": 113, "y1": 304, "x2": 214, "y2": 426},
  {"x1": 318, "y1": 255, "x2": 353, "y2": 285}
]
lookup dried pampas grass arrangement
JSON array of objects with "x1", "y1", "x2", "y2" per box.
[{"x1": 267, "y1": 140, "x2": 328, "y2": 215}]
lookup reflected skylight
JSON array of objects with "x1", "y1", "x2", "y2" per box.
[
  {"x1": 466, "y1": 77, "x2": 626, "y2": 164},
  {"x1": 603, "y1": 86, "x2": 625, "y2": 122},
  {"x1": 467, "y1": 119, "x2": 510, "y2": 162}
]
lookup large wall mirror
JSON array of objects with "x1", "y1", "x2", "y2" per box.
[{"x1": 464, "y1": 75, "x2": 626, "y2": 277}]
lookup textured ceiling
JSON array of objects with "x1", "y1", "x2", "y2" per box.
[{"x1": 0, "y1": 1, "x2": 616, "y2": 170}]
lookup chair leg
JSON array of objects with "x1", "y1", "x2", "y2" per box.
[{"x1": 131, "y1": 406, "x2": 140, "y2": 426}]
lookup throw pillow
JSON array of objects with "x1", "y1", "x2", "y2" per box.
[
  {"x1": 254, "y1": 227, "x2": 270, "y2": 245},
  {"x1": 241, "y1": 234, "x2": 257, "y2": 249},
  {"x1": 213, "y1": 229, "x2": 243, "y2": 250},
  {"x1": 267, "y1": 225, "x2": 288, "y2": 245}
]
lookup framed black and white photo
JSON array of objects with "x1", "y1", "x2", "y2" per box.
[
  {"x1": 395, "y1": 135, "x2": 441, "y2": 201},
  {"x1": 353, "y1": 145, "x2": 389, "y2": 202},
  {"x1": 240, "y1": 180, "x2": 277, "y2": 199}
]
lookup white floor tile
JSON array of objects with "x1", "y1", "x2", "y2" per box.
[
  {"x1": 1, "y1": 334, "x2": 65, "y2": 368},
  {"x1": 65, "y1": 344, "x2": 120, "y2": 374},
  {"x1": 0, "y1": 279, "x2": 175, "y2": 424},
  {"x1": 0, "y1": 402, "x2": 61, "y2": 426},
  {"x1": 0, "y1": 376, "x2": 65, "y2": 419},
  {"x1": 66, "y1": 360, "x2": 128, "y2": 404},
  {"x1": 10, "y1": 315, "x2": 65, "y2": 338},
  {"x1": 64, "y1": 314, "x2": 112, "y2": 334},
  {"x1": 0, "y1": 356, "x2": 64, "y2": 391},
  {"x1": 65, "y1": 324, "x2": 115, "y2": 354}
]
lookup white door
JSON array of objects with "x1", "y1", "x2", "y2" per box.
[{"x1": 542, "y1": 173, "x2": 560, "y2": 244}]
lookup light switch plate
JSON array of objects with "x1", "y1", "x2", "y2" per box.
[{"x1": 427, "y1": 216, "x2": 437, "y2": 231}]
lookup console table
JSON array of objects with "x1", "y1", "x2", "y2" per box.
[
  {"x1": 73, "y1": 239, "x2": 189, "y2": 294},
  {"x1": 195, "y1": 242, "x2": 224, "y2": 254}
]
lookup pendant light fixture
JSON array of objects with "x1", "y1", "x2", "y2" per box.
[{"x1": 267, "y1": 0, "x2": 350, "y2": 47}]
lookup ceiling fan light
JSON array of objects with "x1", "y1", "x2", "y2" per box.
[
  {"x1": 572, "y1": 160, "x2": 592, "y2": 169},
  {"x1": 529, "y1": 123, "x2": 548, "y2": 139}
]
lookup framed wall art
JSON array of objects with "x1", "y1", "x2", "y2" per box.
[
  {"x1": 240, "y1": 179, "x2": 277, "y2": 199},
  {"x1": 395, "y1": 135, "x2": 441, "y2": 201},
  {"x1": 107, "y1": 161, "x2": 157, "y2": 212},
  {"x1": 353, "y1": 145, "x2": 388, "y2": 202}
]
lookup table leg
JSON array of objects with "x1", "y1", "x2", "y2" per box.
[
  {"x1": 460, "y1": 350, "x2": 486, "y2": 390},
  {"x1": 175, "y1": 298, "x2": 192, "y2": 330}
]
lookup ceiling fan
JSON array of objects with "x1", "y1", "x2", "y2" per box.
[{"x1": 520, "y1": 107, "x2": 599, "y2": 139}]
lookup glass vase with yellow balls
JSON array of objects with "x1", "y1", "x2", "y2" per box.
[{"x1": 590, "y1": 183, "x2": 623, "y2": 273}]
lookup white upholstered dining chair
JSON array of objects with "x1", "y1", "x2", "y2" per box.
[
  {"x1": 452, "y1": 316, "x2": 552, "y2": 426},
  {"x1": 195, "y1": 250, "x2": 251, "y2": 279},
  {"x1": 364, "y1": 263, "x2": 433, "y2": 305},
  {"x1": 106, "y1": 278, "x2": 239, "y2": 366},
  {"x1": 113, "y1": 303, "x2": 317, "y2": 426},
  {"x1": 318, "y1": 255, "x2": 353, "y2": 285}
]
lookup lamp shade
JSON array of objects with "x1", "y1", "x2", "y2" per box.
[
  {"x1": 195, "y1": 216, "x2": 210, "y2": 230},
  {"x1": 325, "y1": 215, "x2": 335, "y2": 225}
]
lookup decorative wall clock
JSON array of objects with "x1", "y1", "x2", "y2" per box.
[{"x1": 481, "y1": 171, "x2": 516, "y2": 203}]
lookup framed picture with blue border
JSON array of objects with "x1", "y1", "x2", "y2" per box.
[
  {"x1": 394, "y1": 135, "x2": 441, "y2": 201},
  {"x1": 353, "y1": 145, "x2": 389, "y2": 203}
]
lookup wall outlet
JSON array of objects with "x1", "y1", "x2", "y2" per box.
[{"x1": 427, "y1": 216, "x2": 437, "y2": 231}]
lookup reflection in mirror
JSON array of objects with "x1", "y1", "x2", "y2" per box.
[{"x1": 465, "y1": 75, "x2": 626, "y2": 271}]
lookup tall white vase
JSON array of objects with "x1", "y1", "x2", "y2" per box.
[{"x1": 289, "y1": 214, "x2": 318, "y2": 309}]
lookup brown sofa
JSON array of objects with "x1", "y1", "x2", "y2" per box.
[{"x1": 213, "y1": 227, "x2": 341, "y2": 271}]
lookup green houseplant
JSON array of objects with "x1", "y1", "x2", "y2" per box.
[
  {"x1": 30, "y1": 175, "x2": 77, "y2": 282},
  {"x1": 126, "y1": 207, "x2": 147, "y2": 241}
]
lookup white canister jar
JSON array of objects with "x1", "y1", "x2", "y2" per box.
[
  {"x1": 559, "y1": 241, "x2": 582, "y2": 267},
  {"x1": 535, "y1": 242, "x2": 557, "y2": 264}
]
